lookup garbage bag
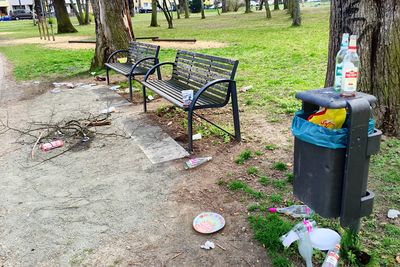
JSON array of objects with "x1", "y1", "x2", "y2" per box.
[{"x1": 291, "y1": 111, "x2": 376, "y2": 149}]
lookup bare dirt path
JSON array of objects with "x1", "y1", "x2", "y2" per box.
[{"x1": 0, "y1": 55, "x2": 269, "y2": 267}]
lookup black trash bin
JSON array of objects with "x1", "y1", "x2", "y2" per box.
[{"x1": 292, "y1": 88, "x2": 382, "y2": 231}]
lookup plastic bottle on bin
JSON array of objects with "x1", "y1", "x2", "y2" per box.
[
  {"x1": 268, "y1": 205, "x2": 314, "y2": 218},
  {"x1": 341, "y1": 35, "x2": 360, "y2": 96},
  {"x1": 334, "y1": 33, "x2": 350, "y2": 92},
  {"x1": 322, "y1": 244, "x2": 341, "y2": 267}
]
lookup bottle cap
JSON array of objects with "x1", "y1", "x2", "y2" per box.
[{"x1": 268, "y1": 208, "x2": 277, "y2": 213}]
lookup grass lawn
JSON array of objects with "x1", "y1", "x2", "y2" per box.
[{"x1": 0, "y1": 5, "x2": 399, "y2": 267}]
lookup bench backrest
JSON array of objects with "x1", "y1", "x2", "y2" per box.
[
  {"x1": 172, "y1": 50, "x2": 239, "y2": 104},
  {"x1": 128, "y1": 42, "x2": 160, "y2": 69}
]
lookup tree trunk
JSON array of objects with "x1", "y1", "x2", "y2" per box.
[
  {"x1": 157, "y1": 0, "x2": 174, "y2": 28},
  {"x1": 266, "y1": 2, "x2": 271, "y2": 18},
  {"x1": 259, "y1": 0, "x2": 264, "y2": 11},
  {"x1": 84, "y1": 0, "x2": 90, "y2": 24},
  {"x1": 54, "y1": 0, "x2": 77, "y2": 33},
  {"x1": 90, "y1": 0, "x2": 134, "y2": 69},
  {"x1": 183, "y1": 0, "x2": 190, "y2": 18},
  {"x1": 283, "y1": 0, "x2": 288, "y2": 10},
  {"x1": 245, "y1": 0, "x2": 251, "y2": 13},
  {"x1": 70, "y1": 0, "x2": 84, "y2": 25},
  {"x1": 326, "y1": 0, "x2": 400, "y2": 136},
  {"x1": 174, "y1": 0, "x2": 180, "y2": 19},
  {"x1": 292, "y1": 0, "x2": 300, "y2": 26},
  {"x1": 150, "y1": 0, "x2": 158, "y2": 26},
  {"x1": 128, "y1": 0, "x2": 135, "y2": 16},
  {"x1": 201, "y1": 0, "x2": 205, "y2": 19},
  {"x1": 274, "y1": 0, "x2": 279, "y2": 10},
  {"x1": 222, "y1": 0, "x2": 227, "y2": 13}
]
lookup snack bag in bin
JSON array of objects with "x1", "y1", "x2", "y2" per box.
[{"x1": 307, "y1": 108, "x2": 346, "y2": 129}]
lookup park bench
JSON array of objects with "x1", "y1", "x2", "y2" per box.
[
  {"x1": 105, "y1": 42, "x2": 161, "y2": 102},
  {"x1": 141, "y1": 50, "x2": 241, "y2": 152}
]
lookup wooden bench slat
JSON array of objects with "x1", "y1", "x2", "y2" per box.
[{"x1": 176, "y1": 53, "x2": 235, "y2": 72}]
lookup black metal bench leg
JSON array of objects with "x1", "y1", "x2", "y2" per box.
[
  {"x1": 157, "y1": 67, "x2": 162, "y2": 80},
  {"x1": 129, "y1": 75, "x2": 133, "y2": 102},
  {"x1": 231, "y1": 84, "x2": 241, "y2": 141},
  {"x1": 106, "y1": 67, "x2": 110, "y2": 85},
  {"x1": 142, "y1": 84, "x2": 147, "y2": 112},
  {"x1": 188, "y1": 110, "x2": 194, "y2": 152}
]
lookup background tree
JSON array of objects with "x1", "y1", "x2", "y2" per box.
[
  {"x1": 183, "y1": 0, "x2": 190, "y2": 18},
  {"x1": 265, "y1": 1, "x2": 271, "y2": 18},
  {"x1": 69, "y1": 0, "x2": 89, "y2": 25},
  {"x1": 292, "y1": 0, "x2": 300, "y2": 26},
  {"x1": 157, "y1": 0, "x2": 174, "y2": 28},
  {"x1": 259, "y1": 0, "x2": 264, "y2": 11},
  {"x1": 222, "y1": 0, "x2": 228, "y2": 13},
  {"x1": 326, "y1": 0, "x2": 400, "y2": 136},
  {"x1": 128, "y1": 0, "x2": 135, "y2": 16},
  {"x1": 283, "y1": 0, "x2": 288, "y2": 9},
  {"x1": 53, "y1": 0, "x2": 77, "y2": 33},
  {"x1": 190, "y1": 0, "x2": 202, "y2": 12},
  {"x1": 200, "y1": 0, "x2": 205, "y2": 19},
  {"x1": 173, "y1": 0, "x2": 180, "y2": 19},
  {"x1": 90, "y1": 0, "x2": 134, "y2": 69},
  {"x1": 150, "y1": 0, "x2": 158, "y2": 26},
  {"x1": 273, "y1": 0, "x2": 279, "y2": 10},
  {"x1": 244, "y1": 0, "x2": 251, "y2": 13}
]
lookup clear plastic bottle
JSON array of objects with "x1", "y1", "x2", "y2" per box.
[
  {"x1": 268, "y1": 205, "x2": 314, "y2": 218},
  {"x1": 341, "y1": 35, "x2": 360, "y2": 97},
  {"x1": 298, "y1": 229, "x2": 314, "y2": 267},
  {"x1": 334, "y1": 33, "x2": 350, "y2": 92},
  {"x1": 184, "y1": 157, "x2": 212, "y2": 169},
  {"x1": 322, "y1": 244, "x2": 341, "y2": 267},
  {"x1": 280, "y1": 219, "x2": 316, "y2": 247}
]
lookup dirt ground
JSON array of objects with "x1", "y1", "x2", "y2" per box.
[
  {"x1": 0, "y1": 55, "x2": 286, "y2": 266},
  {"x1": 0, "y1": 35, "x2": 226, "y2": 50}
]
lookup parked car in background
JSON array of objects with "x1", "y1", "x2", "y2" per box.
[
  {"x1": 138, "y1": 7, "x2": 152, "y2": 13},
  {"x1": 10, "y1": 10, "x2": 33, "y2": 20}
]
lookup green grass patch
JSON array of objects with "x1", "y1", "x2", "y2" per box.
[
  {"x1": 272, "y1": 162, "x2": 288, "y2": 171},
  {"x1": 235, "y1": 149, "x2": 252, "y2": 164},
  {"x1": 286, "y1": 173, "x2": 294, "y2": 184},
  {"x1": 259, "y1": 175, "x2": 270, "y2": 186},
  {"x1": 269, "y1": 194, "x2": 284, "y2": 204},
  {"x1": 247, "y1": 166, "x2": 259, "y2": 175},
  {"x1": 265, "y1": 144, "x2": 278, "y2": 151},
  {"x1": 228, "y1": 180, "x2": 265, "y2": 199},
  {"x1": 272, "y1": 179, "x2": 287, "y2": 190}
]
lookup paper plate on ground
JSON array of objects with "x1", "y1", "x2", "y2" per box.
[
  {"x1": 310, "y1": 228, "x2": 341, "y2": 251},
  {"x1": 193, "y1": 212, "x2": 225, "y2": 234}
]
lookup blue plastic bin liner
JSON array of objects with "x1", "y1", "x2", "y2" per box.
[{"x1": 292, "y1": 111, "x2": 376, "y2": 149}]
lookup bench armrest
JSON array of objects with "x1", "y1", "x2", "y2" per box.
[
  {"x1": 130, "y1": 56, "x2": 158, "y2": 75},
  {"x1": 144, "y1": 62, "x2": 175, "y2": 81},
  {"x1": 190, "y1": 79, "x2": 235, "y2": 109},
  {"x1": 106, "y1": 49, "x2": 129, "y2": 63}
]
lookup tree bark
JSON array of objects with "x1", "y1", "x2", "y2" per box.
[
  {"x1": 245, "y1": 0, "x2": 251, "y2": 13},
  {"x1": 259, "y1": 0, "x2": 264, "y2": 11},
  {"x1": 54, "y1": 0, "x2": 78, "y2": 33},
  {"x1": 157, "y1": 0, "x2": 174, "y2": 28},
  {"x1": 150, "y1": 0, "x2": 158, "y2": 26},
  {"x1": 183, "y1": 0, "x2": 190, "y2": 18},
  {"x1": 292, "y1": 0, "x2": 300, "y2": 26},
  {"x1": 266, "y1": 2, "x2": 271, "y2": 18},
  {"x1": 174, "y1": 0, "x2": 180, "y2": 19},
  {"x1": 201, "y1": 0, "x2": 205, "y2": 19},
  {"x1": 326, "y1": 0, "x2": 400, "y2": 136},
  {"x1": 274, "y1": 0, "x2": 279, "y2": 10},
  {"x1": 222, "y1": 0, "x2": 227, "y2": 13},
  {"x1": 84, "y1": 0, "x2": 90, "y2": 24},
  {"x1": 90, "y1": 0, "x2": 134, "y2": 69},
  {"x1": 70, "y1": 0, "x2": 84, "y2": 25}
]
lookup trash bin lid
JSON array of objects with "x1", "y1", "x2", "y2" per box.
[
  {"x1": 296, "y1": 88, "x2": 377, "y2": 109},
  {"x1": 310, "y1": 228, "x2": 341, "y2": 251}
]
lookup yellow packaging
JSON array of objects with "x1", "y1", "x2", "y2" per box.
[{"x1": 307, "y1": 108, "x2": 346, "y2": 129}]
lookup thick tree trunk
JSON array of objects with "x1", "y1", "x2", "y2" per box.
[
  {"x1": 54, "y1": 0, "x2": 77, "y2": 33},
  {"x1": 326, "y1": 0, "x2": 400, "y2": 136},
  {"x1": 222, "y1": 0, "x2": 228, "y2": 13},
  {"x1": 292, "y1": 0, "x2": 300, "y2": 26},
  {"x1": 90, "y1": 0, "x2": 134, "y2": 69},
  {"x1": 245, "y1": 0, "x2": 251, "y2": 13},
  {"x1": 274, "y1": 0, "x2": 279, "y2": 10},
  {"x1": 266, "y1": 2, "x2": 271, "y2": 18},
  {"x1": 150, "y1": 0, "x2": 158, "y2": 26}
]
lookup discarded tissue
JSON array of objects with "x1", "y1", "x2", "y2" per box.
[{"x1": 200, "y1": 241, "x2": 215, "y2": 250}]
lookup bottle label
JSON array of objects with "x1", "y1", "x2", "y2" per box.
[
  {"x1": 342, "y1": 66, "x2": 358, "y2": 92},
  {"x1": 325, "y1": 252, "x2": 339, "y2": 265},
  {"x1": 334, "y1": 64, "x2": 343, "y2": 89}
]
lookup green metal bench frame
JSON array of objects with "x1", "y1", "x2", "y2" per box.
[{"x1": 141, "y1": 50, "x2": 241, "y2": 152}]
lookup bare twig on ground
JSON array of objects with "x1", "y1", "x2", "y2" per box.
[
  {"x1": 216, "y1": 243, "x2": 227, "y2": 251},
  {"x1": 31, "y1": 132, "x2": 43, "y2": 160},
  {"x1": 170, "y1": 251, "x2": 183, "y2": 261}
]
